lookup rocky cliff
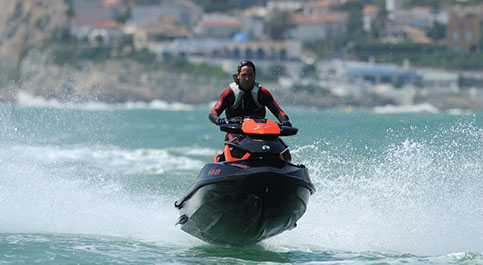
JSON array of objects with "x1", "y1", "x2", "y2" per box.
[
  {"x1": 0, "y1": 0, "x2": 69, "y2": 70},
  {"x1": 0, "y1": 0, "x2": 227, "y2": 104},
  {"x1": 0, "y1": 0, "x2": 480, "y2": 109},
  {"x1": 19, "y1": 48, "x2": 228, "y2": 104}
]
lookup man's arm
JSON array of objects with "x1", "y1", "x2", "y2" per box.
[
  {"x1": 259, "y1": 88, "x2": 290, "y2": 124},
  {"x1": 209, "y1": 88, "x2": 234, "y2": 124}
]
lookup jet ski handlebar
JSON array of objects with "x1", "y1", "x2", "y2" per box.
[{"x1": 219, "y1": 118, "x2": 298, "y2": 136}]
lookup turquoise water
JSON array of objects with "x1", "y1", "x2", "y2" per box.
[{"x1": 1, "y1": 101, "x2": 482, "y2": 264}]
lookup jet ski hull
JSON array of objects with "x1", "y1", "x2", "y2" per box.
[{"x1": 175, "y1": 161, "x2": 315, "y2": 245}]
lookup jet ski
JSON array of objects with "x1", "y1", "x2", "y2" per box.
[{"x1": 175, "y1": 118, "x2": 315, "y2": 245}]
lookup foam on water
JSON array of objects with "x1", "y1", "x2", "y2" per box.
[
  {"x1": 272, "y1": 120, "x2": 483, "y2": 255},
  {"x1": 1, "y1": 105, "x2": 482, "y2": 257},
  {"x1": 373, "y1": 103, "x2": 440, "y2": 114},
  {"x1": 0, "y1": 144, "x2": 209, "y2": 246},
  {"x1": 2, "y1": 144, "x2": 206, "y2": 175},
  {"x1": 15, "y1": 91, "x2": 194, "y2": 111}
]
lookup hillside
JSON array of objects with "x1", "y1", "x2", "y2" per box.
[{"x1": 0, "y1": 0, "x2": 69, "y2": 72}]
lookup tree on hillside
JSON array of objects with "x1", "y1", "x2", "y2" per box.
[
  {"x1": 427, "y1": 21, "x2": 446, "y2": 41},
  {"x1": 265, "y1": 12, "x2": 293, "y2": 40},
  {"x1": 198, "y1": 0, "x2": 266, "y2": 13},
  {"x1": 371, "y1": 8, "x2": 388, "y2": 38},
  {"x1": 337, "y1": 1, "x2": 364, "y2": 38}
]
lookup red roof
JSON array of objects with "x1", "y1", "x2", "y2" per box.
[
  {"x1": 312, "y1": 0, "x2": 330, "y2": 8},
  {"x1": 413, "y1": 6, "x2": 431, "y2": 13},
  {"x1": 94, "y1": 20, "x2": 124, "y2": 29},
  {"x1": 200, "y1": 14, "x2": 243, "y2": 28},
  {"x1": 103, "y1": 0, "x2": 123, "y2": 7},
  {"x1": 363, "y1": 5, "x2": 379, "y2": 15},
  {"x1": 291, "y1": 15, "x2": 324, "y2": 25},
  {"x1": 324, "y1": 13, "x2": 347, "y2": 23},
  {"x1": 242, "y1": 6, "x2": 265, "y2": 17},
  {"x1": 201, "y1": 21, "x2": 243, "y2": 28},
  {"x1": 291, "y1": 13, "x2": 348, "y2": 25}
]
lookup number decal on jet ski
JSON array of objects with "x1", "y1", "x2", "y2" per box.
[{"x1": 207, "y1": 169, "x2": 221, "y2": 176}]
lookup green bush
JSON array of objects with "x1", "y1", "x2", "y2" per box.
[
  {"x1": 160, "y1": 57, "x2": 227, "y2": 78},
  {"x1": 291, "y1": 83, "x2": 330, "y2": 95}
]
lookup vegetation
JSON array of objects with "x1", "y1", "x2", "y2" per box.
[
  {"x1": 132, "y1": 0, "x2": 162, "y2": 4},
  {"x1": 291, "y1": 83, "x2": 330, "y2": 94},
  {"x1": 334, "y1": 1, "x2": 365, "y2": 37},
  {"x1": 258, "y1": 64, "x2": 287, "y2": 83},
  {"x1": 265, "y1": 12, "x2": 294, "y2": 40},
  {"x1": 349, "y1": 41, "x2": 483, "y2": 70},
  {"x1": 427, "y1": 21, "x2": 446, "y2": 40},
  {"x1": 159, "y1": 57, "x2": 228, "y2": 78},
  {"x1": 300, "y1": 63, "x2": 318, "y2": 79},
  {"x1": 64, "y1": 0, "x2": 74, "y2": 18},
  {"x1": 198, "y1": 0, "x2": 266, "y2": 13},
  {"x1": 52, "y1": 46, "x2": 111, "y2": 66},
  {"x1": 404, "y1": 0, "x2": 483, "y2": 9}
]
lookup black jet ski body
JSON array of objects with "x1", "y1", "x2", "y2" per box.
[{"x1": 175, "y1": 118, "x2": 315, "y2": 245}]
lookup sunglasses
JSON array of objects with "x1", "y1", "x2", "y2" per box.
[{"x1": 237, "y1": 60, "x2": 256, "y2": 74}]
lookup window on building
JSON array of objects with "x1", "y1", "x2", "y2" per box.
[
  {"x1": 245, "y1": 48, "x2": 253, "y2": 60},
  {"x1": 465, "y1": 32, "x2": 472, "y2": 42},
  {"x1": 256, "y1": 48, "x2": 265, "y2": 60},
  {"x1": 453, "y1": 32, "x2": 459, "y2": 41}
]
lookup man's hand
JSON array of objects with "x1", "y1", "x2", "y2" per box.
[
  {"x1": 281, "y1": 121, "x2": 292, "y2": 127},
  {"x1": 215, "y1": 117, "x2": 227, "y2": 125}
]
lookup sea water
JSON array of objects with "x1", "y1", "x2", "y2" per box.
[{"x1": 0, "y1": 97, "x2": 482, "y2": 264}]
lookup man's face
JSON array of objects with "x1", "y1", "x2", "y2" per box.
[{"x1": 237, "y1": 66, "x2": 255, "y2": 90}]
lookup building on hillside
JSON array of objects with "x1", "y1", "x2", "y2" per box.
[
  {"x1": 136, "y1": 31, "x2": 301, "y2": 61},
  {"x1": 386, "y1": 0, "x2": 403, "y2": 13},
  {"x1": 89, "y1": 21, "x2": 125, "y2": 47},
  {"x1": 71, "y1": 0, "x2": 127, "y2": 39},
  {"x1": 159, "y1": 0, "x2": 202, "y2": 27},
  {"x1": 303, "y1": 0, "x2": 331, "y2": 16},
  {"x1": 381, "y1": 22, "x2": 432, "y2": 44},
  {"x1": 389, "y1": 7, "x2": 435, "y2": 30},
  {"x1": 241, "y1": 6, "x2": 267, "y2": 39},
  {"x1": 126, "y1": 0, "x2": 201, "y2": 33},
  {"x1": 340, "y1": 61, "x2": 421, "y2": 85},
  {"x1": 70, "y1": 0, "x2": 129, "y2": 46},
  {"x1": 446, "y1": 15, "x2": 480, "y2": 52},
  {"x1": 416, "y1": 69, "x2": 459, "y2": 96},
  {"x1": 126, "y1": 5, "x2": 162, "y2": 34},
  {"x1": 194, "y1": 13, "x2": 243, "y2": 39},
  {"x1": 266, "y1": 1, "x2": 303, "y2": 13},
  {"x1": 134, "y1": 21, "x2": 189, "y2": 51},
  {"x1": 211, "y1": 40, "x2": 301, "y2": 61},
  {"x1": 449, "y1": 4, "x2": 483, "y2": 21},
  {"x1": 362, "y1": 5, "x2": 380, "y2": 32},
  {"x1": 288, "y1": 13, "x2": 348, "y2": 42}
]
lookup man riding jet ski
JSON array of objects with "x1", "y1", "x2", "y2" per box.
[
  {"x1": 209, "y1": 60, "x2": 292, "y2": 132},
  {"x1": 174, "y1": 61, "x2": 315, "y2": 245}
]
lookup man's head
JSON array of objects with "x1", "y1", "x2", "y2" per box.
[{"x1": 236, "y1": 60, "x2": 256, "y2": 90}]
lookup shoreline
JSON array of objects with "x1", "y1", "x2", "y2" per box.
[
  {"x1": 1, "y1": 51, "x2": 482, "y2": 111},
  {"x1": 3, "y1": 90, "x2": 482, "y2": 116}
]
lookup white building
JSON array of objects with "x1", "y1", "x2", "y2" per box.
[
  {"x1": 288, "y1": 13, "x2": 348, "y2": 42},
  {"x1": 241, "y1": 6, "x2": 267, "y2": 39},
  {"x1": 362, "y1": 5, "x2": 379, "y2": 32},
  {"x1": 416, "y1": 69, "x2": 459, "y2": 96},
  {"x1": 194, "y1": 13, "x2": 243, "y2": 39},
  {"x1": 386, "y1": 0, "x2": 403, "y2": 13}
]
